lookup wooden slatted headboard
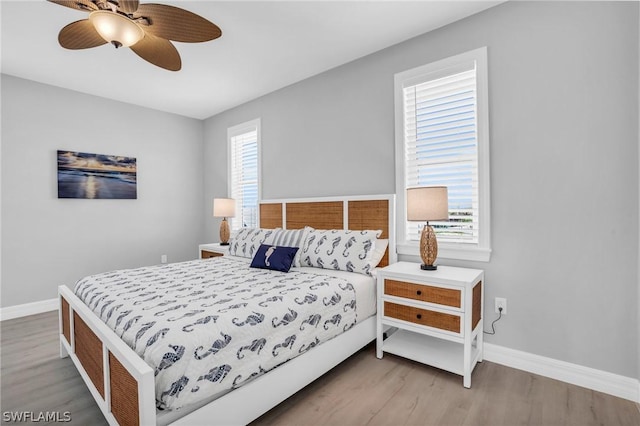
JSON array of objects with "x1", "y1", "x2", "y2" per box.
[{"x1": 259, "y1": 195, "x2": 396, "y2": 267}]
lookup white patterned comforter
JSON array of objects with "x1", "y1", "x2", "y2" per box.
[{"x1": 74, "y1": 256, "x2": 357, "y2": 410}]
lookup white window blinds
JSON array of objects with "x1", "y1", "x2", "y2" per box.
[
  {"x1": 403, "y1": 66, "x2": 479, "y2": 244},
  {"x1": 229, "y1": 121, "x2": 259, "y2": 231},
  {"x1": 395, "y1": 47, "x2": 491, "y2": 261}
]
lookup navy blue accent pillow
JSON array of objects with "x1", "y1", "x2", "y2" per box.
[{"x1": 250, "y1": 244, "x2": 299, "y2": 273}]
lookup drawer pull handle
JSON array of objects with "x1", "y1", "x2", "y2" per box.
[
  {"x1": 416, "y1": 290, "x2": 422, "y2": 296},
  {"x1": 416, "y1": 314, "x2": 422, "y2": 320}
]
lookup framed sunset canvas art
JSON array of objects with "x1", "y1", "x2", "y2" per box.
[{"x1": 57, "y1": 150, "x2": 137, "y2": 199}]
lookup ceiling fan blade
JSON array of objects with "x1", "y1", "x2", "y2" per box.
[
  {"x1": 130, "y1": 33, "x2": 181, "y2": 71},
  {"x1": 118, "y1": 0, "x2": 139, "y2": 14},
  {"x1": 48, "y1": 0, "x2": 98, "y2": 12},
  {"x1": 135, "y1": 3, "x2": 221, "y2": 43},
  {"x1": 59, "y1": 19, "x2": 108, "y2": 50}
]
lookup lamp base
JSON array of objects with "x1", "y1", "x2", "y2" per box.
[
  {"x1": 219, "y1": 218, "x2": 231, "y2": 246},
  {"x1": 420, "y1": 264, "x2": 437, "y2": 271},
  {"x1": 419, "y1": 223, "x2": 439, "y2": 270}
]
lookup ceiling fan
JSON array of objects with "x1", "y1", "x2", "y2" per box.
[{"x1": 48, "y1": 0, "x2": 222, "y2": 71}]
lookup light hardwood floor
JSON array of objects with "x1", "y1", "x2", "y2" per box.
[{"x1": 1, "y1": 311, "x2": 639, "y2": 426}]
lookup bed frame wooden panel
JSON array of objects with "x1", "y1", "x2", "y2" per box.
[
  {"x1": 73, "y1": 312, "x2": 105, "y2": 398},
  {"x1": 61, "y1": 298, "x2": 70, "y2": 346},
  {"x1": 348, "y1": 200, "x2": 390, "y2": 267},
  {"x1": 109, "y1": 352, "x2": 140, "y2": 426},
  {"x1": 286, "y1": 201, "x2": 344, "y2": 229},
  {"x1": 258, "y1": 203, "x2": 282, "y2": 229},
  {"x1": 59, "y1": 194, "x2": 395, "y2": 426},
  {"x1": 261, "y1": 195, "x2": 393, "y2": 268}
]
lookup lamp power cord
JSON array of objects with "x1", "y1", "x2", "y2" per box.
[{"x1": 483, "y1": 306, "x2": 502, "y2": 335}]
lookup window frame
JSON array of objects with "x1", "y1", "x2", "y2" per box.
[
  {"x1": 227, "y1": 118, "x2": 261, "y2": 231},
  {"x1": 394, "y1": 47, "x2": 491, "y2": 262}
]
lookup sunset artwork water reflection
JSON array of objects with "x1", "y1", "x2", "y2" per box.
[{"x1": 57, "y1": 150, "x2": 137, "y2": 199}]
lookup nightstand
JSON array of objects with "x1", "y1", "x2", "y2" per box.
[
  {"x1": 199, "y1": 243, "x2": 228, "y2": 259},
  {"x1": 376, "y1": 261, "x2": 484, "y2": 388}
]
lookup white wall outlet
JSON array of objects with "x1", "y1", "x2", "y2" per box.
[
  {"x1": 161, "y1": 254, "x2": 168, "y2": 264},
  {"x1": 495, "y1": 297, "x2": 507, "y2": 315}
]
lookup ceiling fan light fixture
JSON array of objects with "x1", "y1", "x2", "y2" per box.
[
  {"x1": 89, "y1": 10, "x2": 144, "y2": 48},
  {"x1": 50, "y1": 0, "x2": 222, "y2": 70}
]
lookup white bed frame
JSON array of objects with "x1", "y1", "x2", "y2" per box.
[{"x1": 59, "y1": 194, "x2": 396, "y2": 426}]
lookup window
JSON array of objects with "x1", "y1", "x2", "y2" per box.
[
  {"x1": 395, "y1": 47, "x2": 491, "y2": 262},
  {"x1": 228, "y1": 119, "x2": 260, "y2": 231}
]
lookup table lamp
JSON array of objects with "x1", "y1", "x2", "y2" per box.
[
  {"x1": 213, "y1": 198, "x2": 235, "y2": 245},
  {"x1": 406, "y1": 187, "x2": 448, "y2": 270}
]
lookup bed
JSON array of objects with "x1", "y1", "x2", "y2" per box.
[{"x1": 58, "y1": 194, "x2": 396, "y2": 426}]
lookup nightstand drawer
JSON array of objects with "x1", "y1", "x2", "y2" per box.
[
  {"x1": 384, "y1": 279, "x2": 461, "y2": 309},
  {"x1": 201, "y1": 250, "x2": 223, "y2": 259},
  {"x1": 384, "y1": 301, "x2": 461, "y2": 334}
]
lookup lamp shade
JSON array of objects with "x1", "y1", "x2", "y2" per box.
[
  {"x1": 89, "y1": 10, "x2": 144, "y2": 48},
  {"x1": 407, "y1": 187, "x2": 449, "y2": 222},
  {"x1": 213, "y1": 198, "x2": 236, "y2": 218}
]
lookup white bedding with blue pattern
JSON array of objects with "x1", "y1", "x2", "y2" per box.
[{"x1": 74, "y1": 256, "x2": 362, "y2": 411}]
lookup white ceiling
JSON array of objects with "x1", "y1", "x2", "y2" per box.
[{"x1": 1, "y1": 0, "x2": 501, "y2": 119}]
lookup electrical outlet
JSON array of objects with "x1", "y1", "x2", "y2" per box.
[
  {"x1": 161, "y1": 254, "x2": 168, "y2": 264},
  {"x1": 495, "y1": 297, "x2": 507, "y2": 315}
]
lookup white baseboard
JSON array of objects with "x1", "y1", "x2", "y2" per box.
[
  {"x1": 484, "y1": 342, "x2": 640, "y2": 403},
  {"x1": 0, "y1": 298, "x2": 58, "y2": 321}
]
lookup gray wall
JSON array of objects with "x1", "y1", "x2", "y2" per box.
[
  {"x1": 204, "y1": 1, "x2": 639, "y2": 378},
  {"x1": 1, "y1": 75, "x2": 205, "y2": 307}
]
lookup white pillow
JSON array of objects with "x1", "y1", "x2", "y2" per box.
[
  {"x1": 266, "y1": 226, "x2": 313, "y2": 267},
  {"x1": 300, "y1": 229, "x2": 382, "y2": 275},
  {"x1": 229, "y1": 228, "x2": 279, "y2": 259},
  {"x1": 370, "y1": 239, "x2": 389, "y2": 268}
]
